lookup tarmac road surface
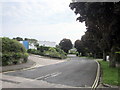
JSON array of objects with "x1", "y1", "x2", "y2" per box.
[{"x1": 3, "y1": 55, "x2": 98, "y2": 88}]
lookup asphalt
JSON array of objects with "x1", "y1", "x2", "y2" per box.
[
  {"x1": 3, "y1": 55, "x2": 98, "y2": 87},
  {"x1": 1, "y1": 54, "x2": 64, "y2": 73}
]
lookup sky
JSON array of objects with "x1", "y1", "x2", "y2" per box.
[{"x1": 1, "y1": 0, "x2": 86, "y2": 44}]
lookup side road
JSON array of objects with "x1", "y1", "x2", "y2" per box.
[{"x1": 1, "y1": 54, "x2": 66, "y2": 73}]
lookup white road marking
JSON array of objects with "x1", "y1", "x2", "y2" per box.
[{"x1": 35, "y1": 72, "x2": 62, "y2": 80}]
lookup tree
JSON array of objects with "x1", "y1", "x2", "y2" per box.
[
  {"x1": 74, "y1": 40, "x2": 86, "y2": 56},
  {"x1": 24, "y1": 38, "x2": 29, "y2": 41},
  {"x1": 81, "y1": 31, "x2": 102, "y2": 58},
  {"x1": 74, "y1": 31, "x2": 102, "y2": 58},
  {"x1": 69, "y1": 2, "x2": 120, "y2": 67},
  {"x1": 59, "y1": 38, "x2": 73, "y2": 53},
  {"x1": 13, "y1": 37, "x2": 23, "y2": 41}
]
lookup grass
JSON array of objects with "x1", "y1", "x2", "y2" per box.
[{"x1": 98, "y1": 60, "x2": 119, "y2": 86}]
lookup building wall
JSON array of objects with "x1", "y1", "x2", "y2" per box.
[
  {"x1": 29, "y1": 43, "x2": 37, "y2": 49},
  {"x1": 39, "y1": 41, "x2": 56, "y2": 47},
  {"x1": 19, "y1": 41, "x2": 29, "y2": 49},
  {"x1": 20, "y1": 40, "x2": 56, "y2": 49}
]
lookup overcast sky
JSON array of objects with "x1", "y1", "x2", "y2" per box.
[{"x1": 1, "y1": 0, "x2": 86, "y2": 44}]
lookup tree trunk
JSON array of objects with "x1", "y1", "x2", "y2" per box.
[
  {"x1": 103, "y1": 51, "x2": 107, "y2": 61},
  {"x1": 81, "y1": 53, "x2": 85, "y2": 56},
  {"x1": 109, "y1": 53, "x2": 116, "y2": 67},
  {"x1": 94, "y1": 53, "x2": 97, "y2": 58},
  {"x1": 109, "y1": 47, "x2": 116, "y2": 68},
  {"x1": 116, "y1": 53, "x2": 120, "y2": 67}
]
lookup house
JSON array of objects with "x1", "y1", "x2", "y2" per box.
[
  {"x1": 19, "y1": 41, "x2": 29, "y2": 49},
  {"x1": 39, "y1": 41, "x2": 56, "y2": 47}
]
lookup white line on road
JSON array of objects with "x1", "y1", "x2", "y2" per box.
[{"x1": 35, "y1": 72, "x2": 62, "y2": 80}]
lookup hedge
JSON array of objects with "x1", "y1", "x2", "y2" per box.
[
  {"x1": 1, "y1": 37, "x2": 29, "y2": 66},
  {"x1": 27, "y1": 47, "x2": 67, "y2": 59}
]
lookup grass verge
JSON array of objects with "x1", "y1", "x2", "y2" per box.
[{"x1": 98, "y1": 60, "x2": 119, "y2": 86}]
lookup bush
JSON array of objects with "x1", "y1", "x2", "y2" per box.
[
  {"x1": 2, "y1": 53, "x2": 13, "y2": 66},
  {"x1": 44, "y1": 48, "x2": 60, "y2": 58},
  {"x1": 28, "y1": 49, "x2": 38, "y2": 54},
  {"x1": 23, "y1": 53, "x2": 29, "y2": 63},
  {"x1": 2, "y1": 37, "x2": 28, "y2": 66},
  {"x1": 37, "y1": 46, "x2": 50, "y2": 52},
  {"x1": 27, "y1": 49, "x2": 44, "y2": 55},
  {"x1": 55, "y1": 48, "x2": 67, "y2": 55},
  {"x1": 27, "y1": 47, "x2": 67, "y2": 59},
  {"x1": 44, "y1": 47, "x2": 67, "y2": 59},
  {"x1": 2, "y1": 37, "x2": 26, "y2": 53},
  {"x1": 2, "y1": 52, "x2": 29, "y2": 66}
]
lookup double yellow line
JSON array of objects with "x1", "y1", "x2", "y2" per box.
[
  {"x1": 91, "y1": 60, "x2": 100, "y2": 90},
  {"x1": 2, "y1": 59, "x2": 100, "y2": 89}
]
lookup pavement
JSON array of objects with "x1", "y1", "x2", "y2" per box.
[{"x1": 1, "y1": 73, "x2": 74, "y2": 88}]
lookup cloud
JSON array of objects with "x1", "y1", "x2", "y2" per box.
[
  {"x1": 3, "y1": 21, "x2": 86, "y2": 43},
  {"x1": 2, "y1": 0, "x2": 71, "y2": 16},
  {"x1": 2, "y1": 0, "x2": 86, "y2": 43},
  {"x1": 2, "y1": 0, "x2": 77, "y2": 25},
  {"x1": 2, "y1": 0, "x2": 73, "y2": 24}
]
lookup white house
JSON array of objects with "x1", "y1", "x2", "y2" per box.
[
  {"x1": 29, "y1": 43, "x2": 37, "y2": 49},
  {"x1": 39, "y1": 41, "x2": 56, "y2": 47}
]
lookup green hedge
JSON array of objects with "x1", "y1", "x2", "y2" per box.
[
  {"x1": 27, "y1": 49, "x2": 39, "y2": 54},
  {"x1": 37, "y1": 46, "x2": 50, "y2": 52},
  {"x1": 1, "y1": 37, "x2": 28, "y2": 66},
  {"x1": 43, "y1": 47, "x2": 67, "y2": 59},
  {"x1": 27, "y1": 49, "x2": 44, "y2": 56},
  {"x1": 2, "y1": 37, "x2": 26, "y2": 53},
  {"x1": 2, "y1": 53, "x2": 28, "y2": 66},
  {"x1": 27, "y1": 47, "x2": 67, "y2": 59}
]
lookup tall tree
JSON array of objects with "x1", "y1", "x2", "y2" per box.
[
  {"x1": 74, "y1": 40, "x2": 86, "y2": 56},
  {"x1": 69, "y1": 2, "x2": 120, "y2": 67},
  {"x1": 81, "y1": 31, "x2": 102, "y2": 58},
  {"x1": 59, "y1": 38, "x2": 73, "y2": 53}
]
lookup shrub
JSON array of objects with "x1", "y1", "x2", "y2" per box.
[
  {"x1": 23, "y1": 53, "x2": 29, "y2": 63},
  {"x1": 2, "y1": 53, "x2": 13, "y2": 66},
  {"x1": 2, "y1": 37, "x2": 28, "y2": 66},
  {"x1": 27, "y1": 47, "x2": 67, "y2": 59},
  {"x1": 27, "y1": 49, "x2": 42, "y2": 55},
  {"x1": 28, "y1": 49, "x2": 37, "y2": 54},
  {"x1": 69, "y1": 50, "x2": 77, "y2": 54},
  {"x1": 2, "y1": 37, "x2": 26, "y2": 53},
  {"x1": 55, "y1": 48, "x2": 67, "y2": 55},
  {"x1": 44, "y1": 47, "x2": 67, "y2": 59},
  {"x1": 37, "y1": 46, "x2": 50, "y2": 52},
  {"x1": 2, "y1": 52, "x2": 28, "y2": 66}
]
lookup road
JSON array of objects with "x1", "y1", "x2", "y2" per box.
[{"x1": 2, "y1": 55, "x2": 98, "y2": 88}]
